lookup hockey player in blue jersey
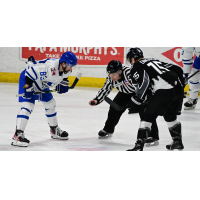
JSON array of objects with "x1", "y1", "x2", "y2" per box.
[
  {"x1": 182, "y1": 47, "x2": 200, "y2": 110},
  {"x1": 12, "y1": 51, "x2": 78, "y2": 147}
]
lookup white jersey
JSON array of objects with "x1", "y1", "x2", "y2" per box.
[
  {"x1": 182, "y1": 47, "x2": 200, "y2": 73},
  {"x1": 25, "y1": 58, "x2": 72, "y2": 92}
]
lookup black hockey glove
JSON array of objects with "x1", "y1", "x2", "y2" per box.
[
  {"x1": 28, "y1": 56, "x2": 36, "y2": 63},
  {"x1": 127, "y1": 95, "x2": 144, "y2": 109}
]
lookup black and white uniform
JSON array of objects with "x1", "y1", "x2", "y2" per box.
[
  {"x1": 95, "y1": 66, "x2": 136, "y2": 104},
  {"x1": 130, "y1": 58, "x2": 184, "y2": 140},
  {"x1": 94, "y1": 66, "x2": 159, "y2": 137}
]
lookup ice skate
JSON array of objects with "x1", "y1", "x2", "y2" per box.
[
  {"x1": 127, "y1": 140, "x2": 144, "y2": 151},
  {"x1": 184, "y1": 98, "x2": 198, "y2": 110},
  {"x1": 166, "y1": 140, "x2": 184, "y2": 151},
  {"x1": 145, "y1": 137, "x2": 159, "y2": 147},
  {"x1": 98, "y1": 130, "x2": 113, "y2": 139},
  {"x1": 50, "y1": 126, "x2": 68, "y2": 140},
  {"x1": 11, "y1": 130, "x2": 30, "y2": 147}
]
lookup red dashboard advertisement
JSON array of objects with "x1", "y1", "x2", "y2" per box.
[
  {"x1": 162, "y1": 47, "x2": 183, "y2": 67},
  {"x1": 162, "y1": 47, "x2": 196, "y2": 68},
  {"x1": 20, "y1": 47, "x2": 125, "y2": 65}
]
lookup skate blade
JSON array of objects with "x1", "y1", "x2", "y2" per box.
[
  {"x1": 146, "y1": 141, "x2": 159, "y2": 147},
  {"x1": 11, "y1": 141, "x2": 28, "y2": 147},
  {"x1": 51, "y1": 136, "x2": 69, "y2": 140},
  {"x1": 184, "y1": 105, "x2": 196, "y2": 110},
  {"x1": 98, "y1": 134, "x2": 113, "y2": 139},
  {"x1": 167, "y1": 149, "x2": 184, "y2": 151},
  {"x1": 127, "y1": 149, "x2": 142, "y2": 151}
]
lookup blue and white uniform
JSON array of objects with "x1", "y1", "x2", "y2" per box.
[
  {"x1": 16, "y1": 58, "x2": 72, "y2": 132},
  {"x1": 182, "y1": 47, "x2": 200, "y2": 99}
]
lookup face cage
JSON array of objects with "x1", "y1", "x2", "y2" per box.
[
  {"x1": 125, "y1": 57, "x2": 133, "y2": 66},
  {"x1": 127, "y1": 57, "x2": 131, "y2": 62},
  {"x1": 62, "y1": 64, "x2": 76, "y2": 74}
]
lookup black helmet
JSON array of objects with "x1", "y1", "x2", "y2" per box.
[
  {"x1": 107, "y1": 60, "x2": 122, "y2": 74},
  {"x1": 126, "y1": 48, "x2": 143, "y2": 63}
]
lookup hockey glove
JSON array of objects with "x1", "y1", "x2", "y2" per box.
[
  {"x1": 127, "y1": 95, "x2": 143, "y2": 110},
  {"x1": 23, "y1": 85, "x2": 34, "y2": 99},
  {"x1": 56, "y1": 80, "x2": 69, "y2": 94}
]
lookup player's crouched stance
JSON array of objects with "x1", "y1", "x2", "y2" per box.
[
  {"x1": 11, "y1": 52, "x2": 77, "y2": 147},
  {"x1": 126, "y1": 48, "x2": 184, "y2": 151}
]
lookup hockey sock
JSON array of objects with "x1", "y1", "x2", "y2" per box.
[
  {"x1": 137, "y1": 121, "x2": 152, "y2": 141},
  {"x1": 189, "y1": 68, "x2": 200, "y2": 99},
  {"x1": 43, "y1": 98, "x2": 58, "y2": 127},
  {"x1": 16, "y1": 102, "x2": 35, "y2": 131}
]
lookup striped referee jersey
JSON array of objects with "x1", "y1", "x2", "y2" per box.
[{"x1": 94, "y1": 66, "x2": 137, "y2": 104}]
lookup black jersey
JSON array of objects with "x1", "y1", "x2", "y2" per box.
[
  {"x1": 94, "y1": 66, "x2": 137, "y2": 104},
  {"x1": 130, "y1": 58, "x2": 183, "y2": 100}
]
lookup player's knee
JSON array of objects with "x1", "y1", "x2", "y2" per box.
[
  {"x1": 164, "y1": 114, "x2": 177, "y2": 122},
  {"x1": 142, "y1": 114, "x2": 157, "y2": 123},
  {"x1": 43, "y1": 98, "x2": 57, "y2": 116},
  {"x1": 190, "y1": 68, "x2": 200, "y2": 81},
  {"x1": 43, "y1": 98, "x2": 56, "y2": 110},
  {"x1": 21, "y1": 102, "x2": 35, "y2": 114}
]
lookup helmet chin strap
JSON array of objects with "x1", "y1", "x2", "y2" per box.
[
  {"x1": 63, "y1": 67, "x2": 68, "y2": 74},
  {"x1": 118, "y1": 70, "x2": 123, "y2": 79},
  {"x1": 61, "y1": 64, "x2": 68, "y2": 74}
]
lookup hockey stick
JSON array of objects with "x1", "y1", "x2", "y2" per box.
[
  {"x1": 104, "y1": 96, "x2": 126, "y2": 111},
  {"x1": 16, "y1": 73, "x2": 82, "y2": 97},
  {"x1": 185, "y1": 69, "x2": 200, "y2": 85},
  {"x1": 68, "y1": 72, "x2": 82, "y2": 89},
  {"x1": 184, "y1": 89, "x2": 200, "y2": 94}
]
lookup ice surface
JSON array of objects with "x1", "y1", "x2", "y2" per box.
[{"x1": 1, "y1": 82, "x2": 200, "y2": 151}]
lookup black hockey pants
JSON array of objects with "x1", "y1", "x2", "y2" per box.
[
  {"x1": 141, "y1": 86, "x2": 184, "y2": 123},
  {"x1": 137, "y1": 86, "x2": 184, "y2": 141},
  {"x1": 103, "y1": 92, "x2": 159, "y2": 139}
]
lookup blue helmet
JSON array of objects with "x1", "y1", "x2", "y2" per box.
[{"x1": 60, "y1": 51, "x2": 77, "y2": 66}]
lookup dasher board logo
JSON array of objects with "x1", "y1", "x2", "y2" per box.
[
  {"x1": 162, "y1": 47, "x2": 196, "y2": 68},
  {"x1": 20, "y1": 47, "x2": 125, "y2": 65},
  {"x1": 162, "y1": 47, "x2": 183, "y2": 67}
]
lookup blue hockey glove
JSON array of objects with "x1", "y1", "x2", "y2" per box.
[
  {"x1": 23, "y1": 85, "x2": 34, "y2": 99},
  {"x1": 56, "y1": 80, "x2": 69, "y2": 94}
]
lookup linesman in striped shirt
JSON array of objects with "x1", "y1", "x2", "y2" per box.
[{"x1": 89, "y1": 60, "x2": 159, "y2": 144}]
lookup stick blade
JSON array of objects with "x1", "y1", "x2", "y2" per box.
[{"x1": 76, "y1": 72, "x2": 82, "y2": 80}]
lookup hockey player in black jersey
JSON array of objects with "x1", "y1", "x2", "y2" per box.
[
  {"x1": 126, "y1": 48, "x2": 184, "y2": 151},
  {"x1": 89, "y1": 60, "x2": 159, "y2": 144}
]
